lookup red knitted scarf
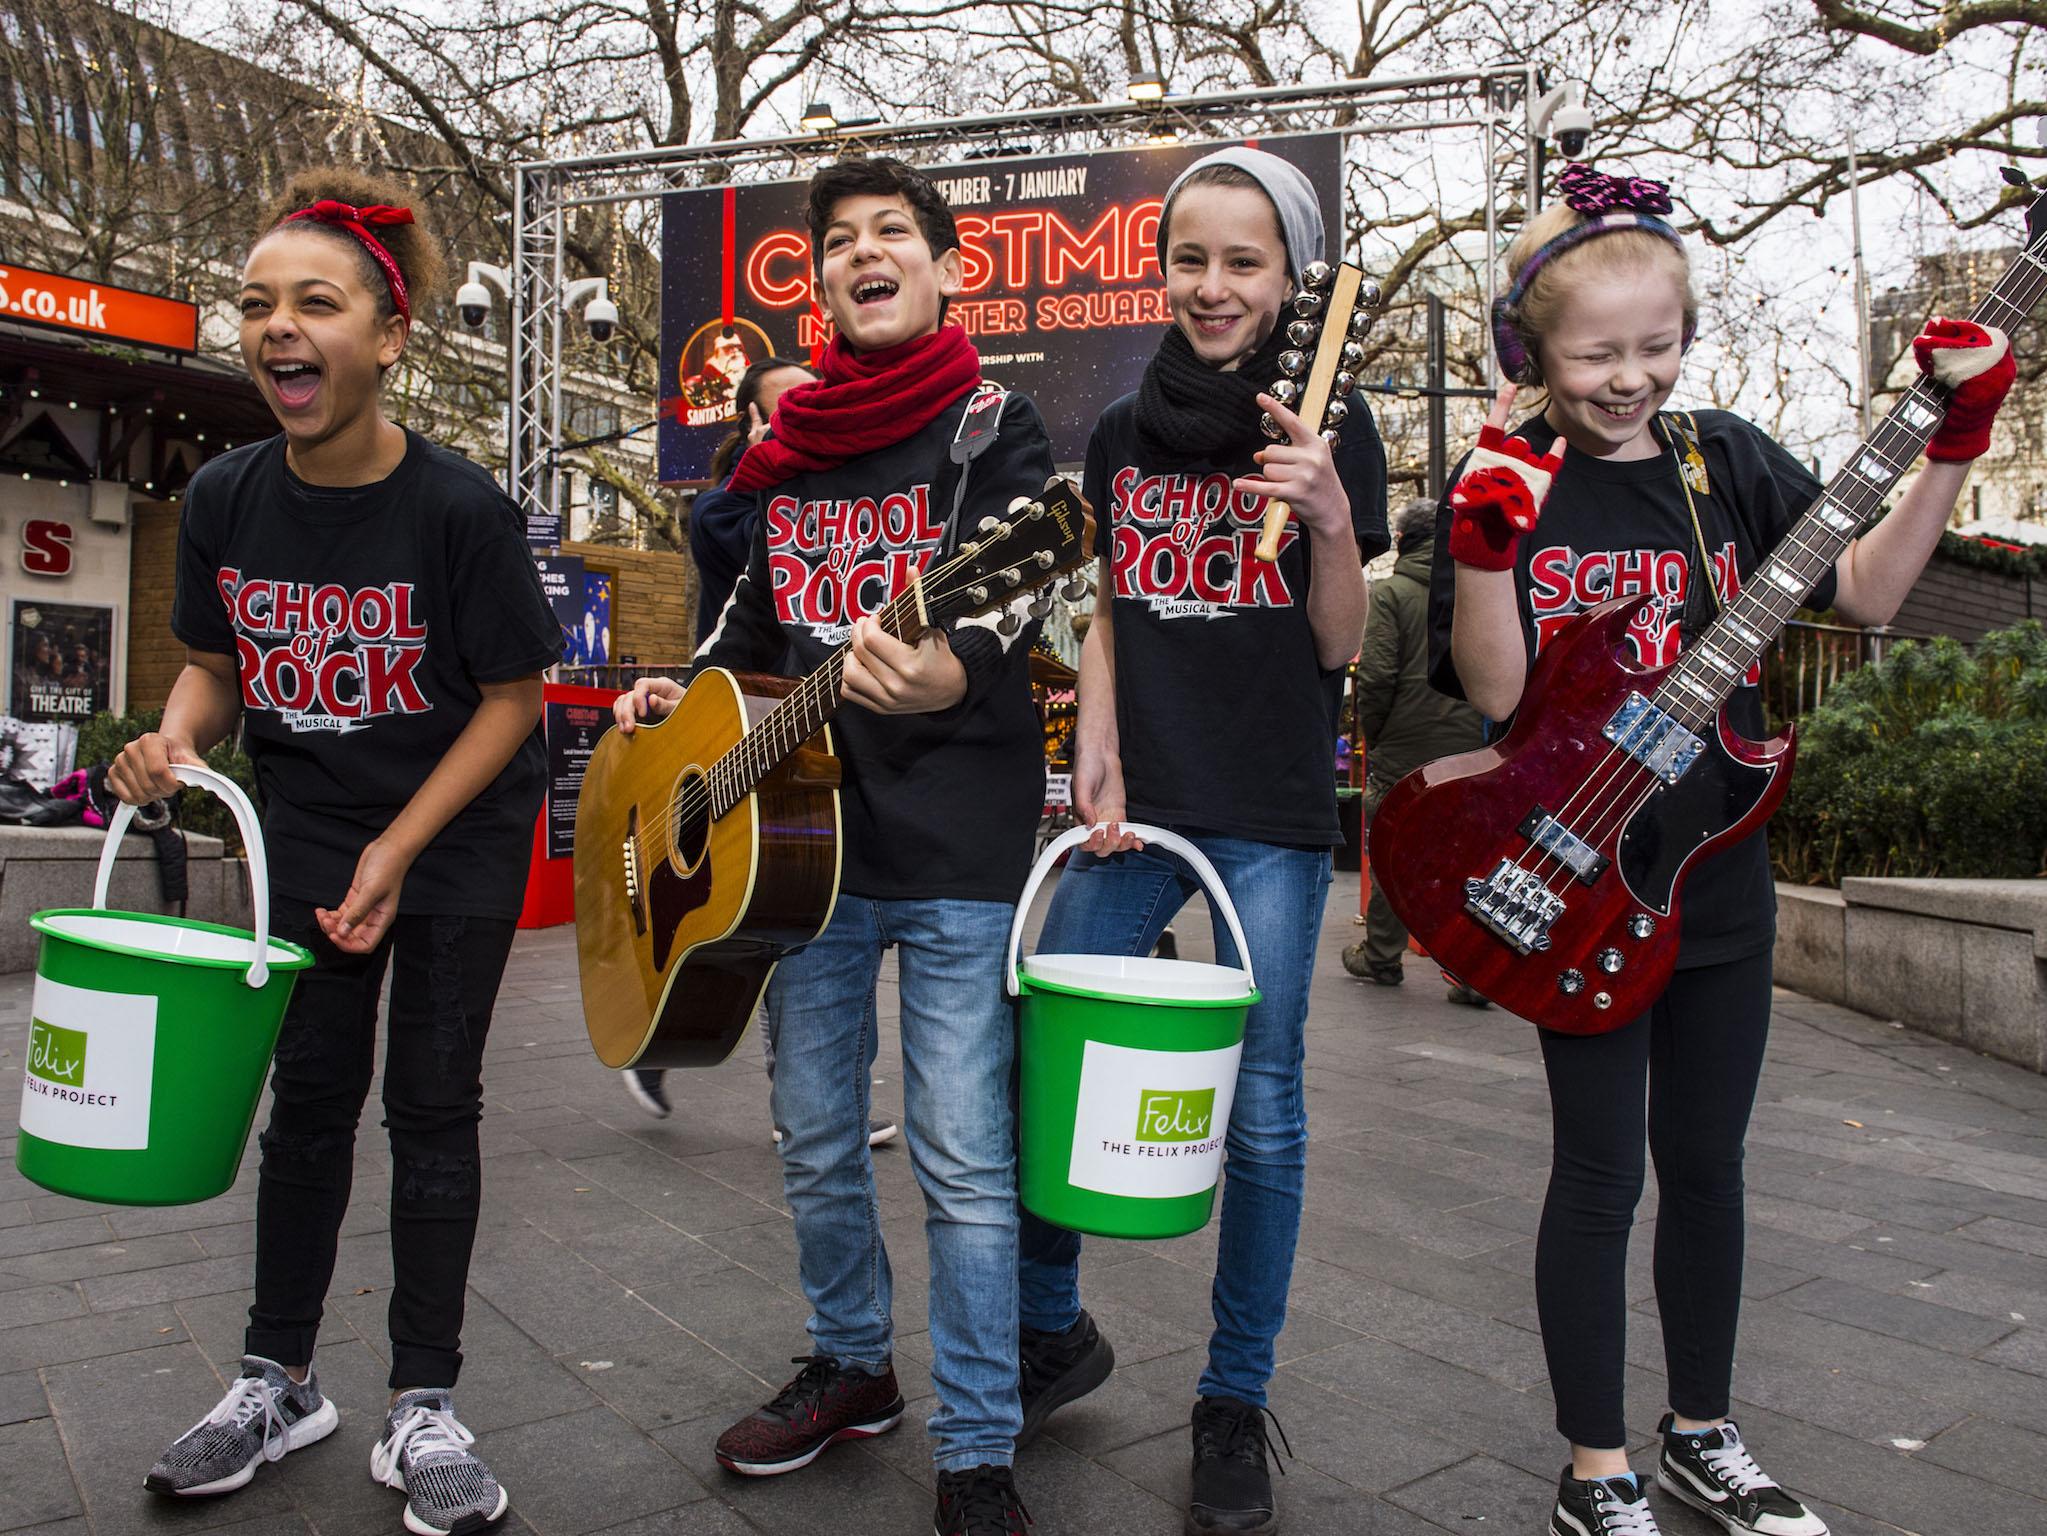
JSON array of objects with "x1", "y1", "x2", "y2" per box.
[{"x1": 728, "y1": 325, "x2": 982, "y2": 494}]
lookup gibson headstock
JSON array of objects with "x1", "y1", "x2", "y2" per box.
[{"x1": 915, "y1": 478, "x2": 1096, "y2": 639}]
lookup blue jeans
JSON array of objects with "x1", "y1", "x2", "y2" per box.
[
  {"x1": 766, "y1": 895, "x2": 1021, "y2": 1472},
  {"x1": 1017, "y1": 832, "x2": 1332, "y2": 1407}
]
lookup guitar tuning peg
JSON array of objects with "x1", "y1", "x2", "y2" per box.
[
  {"x1": 1277, "y1": 349, "x2": 1307, "y2": 377},
  {"x1": 1028, "y1": 594, "x2": 1053, "y2": 620},
  {"x1": 1332, "y1": 370, "x2": 1357, "y2": 397},
  {"x1": 1268, "y1": 378, "x2": 1299, "y2": 407},
  {"x1": 1286, "y1": 318, "x2": 1317, "y2": 347},
  {"x1": 1322, "y1": 398, "x2": 1349, "y2": 429},
  {"x1": 1300, "y1": 260, "x2": 1334, "y2": 290},
  {"x1": 1347, "y1": 308, "x2": 1374, "y2": 338},
  {"x1": 1060, "y1": 574, "x2": 1091, "y2": 602},
  {"x1": 1258, "y1": 411, "x2": 1287, "y2": 442},
  {"x1": 997, "y1": 610, "x2": 1022, "y2": 637},
  {"x1": 1290, "y1": 289, "x2": 1324, "y2": 317},
  {"x1": 978, "y1": 516, "x2": 1001, "y2": 532}
]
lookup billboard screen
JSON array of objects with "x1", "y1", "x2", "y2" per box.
[{"x1": 658, "y1": 133, "x2": 1342, "y2": 483}]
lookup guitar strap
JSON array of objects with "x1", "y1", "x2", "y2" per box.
[
  {"x1": 1657, "y1": 411, "x2": 1724, "y2": 644},
  {"x1": 939, "y1": 381, "x2": 1011, "y2": 550}
]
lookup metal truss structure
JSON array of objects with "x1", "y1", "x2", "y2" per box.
[{"x1": 508, "y1": 66, "x2": 1546, "y2": 535}]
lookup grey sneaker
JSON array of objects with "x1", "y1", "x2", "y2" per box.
[
  {"x1": 371, "y1": 1389, "x2": 509, "y2": 1535},
  {"x1": 144, "y1": 1355, "x2": 338, "y2": 1496}
]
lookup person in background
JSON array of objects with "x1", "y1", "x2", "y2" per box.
[{"x1": 1341, "y1": 498, "x2": 1488, "y2": 1002}]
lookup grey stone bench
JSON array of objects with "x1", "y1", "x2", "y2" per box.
[
  {"x1": 1776, "y1": 878, "x2": 2047, "y2": 1072},
  {"x1": 0, "y1": 826, "x2": 254, "y2": 974}
]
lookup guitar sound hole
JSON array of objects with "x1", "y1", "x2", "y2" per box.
[{"x1": 671, "y1": 768, "x2": 711, "y2": 872}]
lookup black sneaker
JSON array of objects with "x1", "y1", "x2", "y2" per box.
[
  {"x1": 1655, "y1": 1416, "x2": 1828, "y2": 1536},
  {"x1": 1187, "y1": 1396, "x2": 1288, "y2": 1535},
  {"x1": 714, "y1": 1355, "x2": 904, "y2": 1476},
  {"x1": 1550, "y1": 1468, "x2": 1661, "y2": 1536},
  {"x1": 622, "y1": 1069, "x2": 670, "y2": 1118},
  {"x1": 933, "y1": 1463, "x2": 1031, "y2": 1535},
  {"x1": 1017, "y1": 1310, "x2": 1114, "y2": 1447}
]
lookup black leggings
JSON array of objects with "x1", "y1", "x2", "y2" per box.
[
  {"x1": 1534, "y1": 949, "x2": 1773, "y2": 1449},
  {"x1": 245, "y1": 897, "x2": 516, "y2": 1390}
]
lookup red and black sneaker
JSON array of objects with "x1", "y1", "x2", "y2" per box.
[
  {"x1": 935, "y1": 1464, "x2": 1031, "y2": 1535},
  {"x1": 713, "y1": 1355, "x2": 904, "y2": 1477}
]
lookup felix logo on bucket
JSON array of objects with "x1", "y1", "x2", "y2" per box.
[
  {"x1": 214, "y1": 568, "x2": 434, "y2": 733},
  {"x1": 1136, "y1": 1086, "x2": 1214, "y2": 1144},
  {"x1": 27, "y1": 1019, "x2": 85, "y2": 1086}
]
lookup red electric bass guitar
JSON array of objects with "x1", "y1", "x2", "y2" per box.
[{"x1": 1369, "y1": 188, "x2": 2046, "y2": 1033}]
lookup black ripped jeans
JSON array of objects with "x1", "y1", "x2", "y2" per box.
[{"x1": 245, "y1": 895, "x2": 516, "y2": 1389}]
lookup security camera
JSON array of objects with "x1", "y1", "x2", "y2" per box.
[
  {"x1": 455, "y1": 280, "x2": 492, "y2": 329},
  {"x1": 1552, "y1": 101, "x2": 1594, "y2": 159},
  {"x1": 584, "y1": 295, "x2": 618, "y2": 343}
]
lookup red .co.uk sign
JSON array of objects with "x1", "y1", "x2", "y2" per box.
[{"x1": 0, "y1": 262, "x2": 200, "y2": 354}]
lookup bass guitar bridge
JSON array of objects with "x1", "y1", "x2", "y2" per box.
[{"x1": 1464, "y1": 859, "x2": 1566, "y2": 954}]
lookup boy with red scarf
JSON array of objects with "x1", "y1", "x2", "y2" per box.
[{"x1": 614, "y1": 158, "x2": 1052, "y2": 1536}]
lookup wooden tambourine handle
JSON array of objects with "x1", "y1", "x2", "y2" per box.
[{"x1": 1254, "y1": 263, "x2": 1365, "y2": 563}]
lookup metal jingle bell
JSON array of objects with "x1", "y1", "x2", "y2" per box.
[
  {"x1": 1347, "y1": 308, "x2": 1374, "y2": 338},
  {"x1": 1300, "y1": 260, "x2": 1334, "y2": 290},
  {"x1": 1277, "y1": 349, "x2": 1307, "y2": 377},
  {"x1": 1291, "y1": 289, "x2": 1325, "y2": 317},
  {"x1": 1259, "y1": 411, "x2": 1287, "y2": 442},
  {"x1": 1268, "y1": 379, "x2": 1299, "y2": 407},
  {"x1": 1286, "y1": 318, "x2": 1318, "y2": 347},
  {"x1": 1340, "y1": 340, "x2": 1366, "y2": 368},
  {"x1": 1323, "y1": 398, "x2": 1349, "y2": 429},
  {"x1": 1321, "y1": 427, "x2": 1341, "y2": 447},
  {"x1": 1332, "y1": 370, "x2": 1357, "y2": 397},
  {"x1": 1359, "y1": 280, "x2": 1382, "y2": 308}
]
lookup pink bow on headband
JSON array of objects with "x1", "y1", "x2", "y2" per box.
[
  {"x1": 1556, "y1": 163, "x2": 1675, "y2": 218},
  {"x1": 285, "y1": 200, "x2": 416, "y2": 321}
]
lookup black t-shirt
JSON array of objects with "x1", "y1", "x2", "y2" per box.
[
  {"x1": 698, "y1": 386, "x2": 1056, "y2": 904},
  {"x1": 172, "y1": 431, "x2": 563, "y2": 918},
  {"x1": 1084, "y1": 392, "x2": 1390, "y2": 846},
  {"x1": 1426, "y1": 410, "x2": 1837, "y2": 966}
]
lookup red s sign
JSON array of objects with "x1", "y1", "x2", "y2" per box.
[{"x1": 21, "y1": 520, "x2": 74, "y2": 577}]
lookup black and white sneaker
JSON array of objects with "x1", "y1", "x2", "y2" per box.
[
  {"x1": 144, "y1": 1355, "x2": 338, "y2": 1496},
  {"x1": 1656, "y1": 1416, "x2": 1828, "y2": 1536},
  {"x1": 623, "y1": 1069, "x2": 670, "y2": 1118},
  {"x1": 1017, "y1": 1309, "x2": 1114, "y2": 1447},
  {"x1": 1550, "y1": 1468, "x2": 1661, "y2": 1536},
  {"x1": 371, "y1": 1389, "x2": 509, "y2": 1535}
]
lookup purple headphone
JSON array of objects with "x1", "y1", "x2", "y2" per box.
[{"x1": 1491, "y1": 164, "x2": 1694, "y2": 385}]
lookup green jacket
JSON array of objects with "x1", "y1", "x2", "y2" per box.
[{"x1": 1354, "y1": 537, "x2": 1484, "y2": 785}]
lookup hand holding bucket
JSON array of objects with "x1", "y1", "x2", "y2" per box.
[
  {"x1": 1009, "y1": 824, "x2": 1261, "y2": 1240},
  {"x1": 20, "y1": 764, "x2": 314, "y2": 1206}
]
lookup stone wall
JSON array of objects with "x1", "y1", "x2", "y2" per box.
[{"x1": 0, "y1": 827, "x2": 252, "y2": 974}]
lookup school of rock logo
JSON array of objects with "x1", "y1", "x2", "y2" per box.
[
  {"x1": 214, "y1": 568, "x2": 434, "y2": 733},
  {"x1": 764, "y1": 484, "x2": 945, "y2": 643},
  {"x1": 1527, "y1": 541, "x2": 1761, "y2": 682},
  {"x1": 1107, "y1": 465, "x2": 1297, "y2": 621}
]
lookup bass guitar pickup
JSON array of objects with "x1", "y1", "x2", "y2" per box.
[
  {"x1": 1516, "y1": 807, "x2": 1609, "y2": 886},
  {"x1": 1463, "y1": 859, "x2": 1567, "y2": 955},
  {"x1": 1602, "y1": 691, "x2": 1704, "y2": 785}
]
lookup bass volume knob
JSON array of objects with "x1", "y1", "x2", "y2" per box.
[
  {"x1": 1597, "y1": 948, "x2": 1625, "y2": 974},
  {"x1": 1627, "y1": 913, "x2": 1655, "y2": 939},
  {"x1": 1557, "y1": 969, "x2": 1585, "y2": 996}
]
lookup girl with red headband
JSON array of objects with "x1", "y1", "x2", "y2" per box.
[
  {"x1": 1428, "y1": 165, "x2": 2012, "y2": 1536},
  {"x1": 110, "y1": 168, "x2": 561, "y2": 1535}
]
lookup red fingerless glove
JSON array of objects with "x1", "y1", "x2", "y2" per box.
[
  {"x1": 1446, "y1": 425, "x2": 1564, "y2": 571},
  {"x1": 1914, "y1": 318, "x2": 2015, "y2": 463}
]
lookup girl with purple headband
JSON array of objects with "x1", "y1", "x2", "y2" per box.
[
  {"x1": 1426, "y1": 165, "x2": 2013, "y2": 1536},
  {"x1": 111, "y1": 167, "x2": 561, "y2": 1535}
]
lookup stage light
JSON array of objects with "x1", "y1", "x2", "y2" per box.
[
  {"x1": 1148, "y1": 127, "x2": 1180, "y2": 145},
  {"x1": 801, "y1": 102, "x2": 837, "y2": 133},
  {"x1": 1127, "y1": 72, "x2": 1166, "y2": 104}
]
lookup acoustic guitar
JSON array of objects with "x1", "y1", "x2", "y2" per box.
[
  {"x1": 575, "y1": 478, "x2": 1095, "y2": 1068},
  {"x1": 1369, "y1": 187, "x2": 2045, "y2": 1033}
]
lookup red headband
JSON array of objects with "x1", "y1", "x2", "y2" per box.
[{"x1": 284, "y1": 200, "x2": 415, "y2": 322}]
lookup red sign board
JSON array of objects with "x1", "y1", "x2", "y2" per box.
[{"x1": 0, "y1": 261, "x2": 200, "y2": 353}]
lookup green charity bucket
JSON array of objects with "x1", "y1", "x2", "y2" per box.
[
  {"x1": 1010, "y1": 825, "x2": 1261, "y2": 1240},
  {"x1": 17, "y1": 763, "x2": 314, "y2": 1207}
]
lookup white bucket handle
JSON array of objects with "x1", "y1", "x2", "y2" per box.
[
  {"x1": 1006, "y1": 823, "x2": 1257, "y2": 998},
  {"x1": 93, "y1": 763, "x2": 274, "y2": 989}
]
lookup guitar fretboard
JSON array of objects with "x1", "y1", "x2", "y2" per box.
[{"x1": 1655, "y1": 219, "x2": 2047, "y2": 723}]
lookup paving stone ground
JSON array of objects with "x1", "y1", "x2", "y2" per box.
[{"x1": 3, "y1": 878, "x2": 2045, "y2": 1536}]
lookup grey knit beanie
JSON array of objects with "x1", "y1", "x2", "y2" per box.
[{"x1": 1156, "y1": 147, "x2": 1325, "y2": 286}]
